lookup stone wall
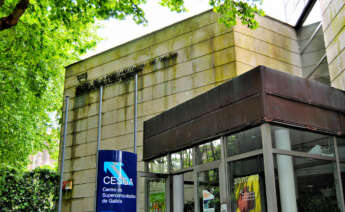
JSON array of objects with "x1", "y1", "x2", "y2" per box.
[
  {"x1": 320, "y1": 0, "x2": 345, "y2": 90},
  {"x1": 233, "y1": 15, "x2": 302, "y2": 76},
  {"x1": 60, "y1": 10, "x2": 302, "y2": 212}
]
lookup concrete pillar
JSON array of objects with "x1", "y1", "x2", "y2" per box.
[
  {"x1": 173, "y1": 174, "x2": 184, "y2": 212},
  {"x1": 274, "y1": 129, "x2": 298, "y2": 212}
]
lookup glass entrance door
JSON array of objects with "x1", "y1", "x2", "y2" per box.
[
  {"x1": 195, "y1": 139, "x2": 222, "y2": 212},
  {"x1": 198, "y1": 168, "x2": 220, "y2": 212},
  {"x1": 145, "y1": 125, "x2": 345, "y2": 212},
  {"x1": 147, "y1": 177, "x2": 168, "y2": 212}
]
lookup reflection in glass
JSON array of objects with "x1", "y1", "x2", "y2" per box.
[
  {"x1": 148, "y1": 179, "x2": 166, "y2": 212},
  {"x1": 198, "y1": 169, "x2": 220, "y2": 212},
  {"x1": 271, "y1": 126, "x2": 334, "y2": 157},
  {"x1": 298, "y1": 0, "x2": 329, "y2": 85},
  {"x1": 148, "y1": 156, "x2": 168, "y2": 173},
  {"x1": 303, "y1": 0, "x2": 321, "y2": 26},
  {"x1": 308, "y1": 56, "x2": 330, "y2": 85},
  {"x1": 184, "y1": 172, "x2": 195, "y2": 212},
  {"x1": 171, "y1": 152, "x2": 182, "y2": 171},
  {"x1": 196, "y1": 139, "x2": 221, "y2": 164},
  {"x1": 274, "y1": 156, "x2": 341, "y2": 211},
  {"x1": 182, "y1": 148, "x2": 193, "y2": 168},
  {"x1": 171, "y1": 148, "x2": 193, "y2": 171},
  {"x1": 337, "y1": 138, "x2": 345, "y2": 162},
  {"x1": 227, "y1": 127, "x2": 262, "y2": 157},
  {"x1": 229, "y1": 156, "x2": 266, "y2": 212}
]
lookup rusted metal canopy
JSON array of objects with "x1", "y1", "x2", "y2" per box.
[{"x1": 143, "y1": 66, "x2": 345, "y2": 161}]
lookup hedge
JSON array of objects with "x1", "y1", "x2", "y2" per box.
[{"x1": 0, "y1": 166, "x2": 59, "y2": 212}]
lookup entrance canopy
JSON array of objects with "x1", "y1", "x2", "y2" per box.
[{"x1": 143, "y1": 66, "x2": 345, "y2": 161}]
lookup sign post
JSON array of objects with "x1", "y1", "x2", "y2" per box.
[
  {"x1": 96, "y1": 150, "x2": 137, "y2": 212},
  {"x1": 58, "y1": 96, "x2": 69, "y2": 212}
]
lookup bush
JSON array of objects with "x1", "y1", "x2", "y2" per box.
[{"x1": 0, "y1": 166, "x2": 59, "y2": 212}]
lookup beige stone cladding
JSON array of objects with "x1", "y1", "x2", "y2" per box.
[
  {"x1": 233, "y1": 15, "x2": 302, "y2": 77},
  {"x1": 59, "y1": 10, "x2": 302, "y2": 212},
  {"x1": 320, "y1": 0, "x2": 345, "y2": 90}
]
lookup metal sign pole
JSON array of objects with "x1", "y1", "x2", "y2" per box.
[
  {"x1": 133, "y1": 73, "x2": 138, "y2": 212},
  {"x1": 58, "y1": 96, "x2": 69, "y2": 212},
  {"x1": 94, "y1": 85, "x2": 104, "y2": 211},
  {"x1": 134, "y1": 73, "x2": 138, "y2": 154}
]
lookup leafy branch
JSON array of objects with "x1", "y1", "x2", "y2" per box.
[{"x1": 0, "y1": 0, "x2": 29, "y2": 30}]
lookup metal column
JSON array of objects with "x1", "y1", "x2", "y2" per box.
[
  {"x1": 96, "y1": 86, "x2": 104, "y2": 162},
  {"x1": 134, "y1": 73, "x2": 138, "y2": 154},
  {"x1": 261, "y1": 124, "x2": 278, "y2": 212},
  {"x1": 193, "y1": 147, "x2": 200, "y2": 212},
  {"x1": 58, "y1": 96, "x2": 70, "y2": 212},
  {"x1": 133, "y1": 73, "x2": 138, "y2": 212},
  {"x1": 220, "y1": 136, "x2": 230, "y2": 212},
  {"x1": 334, "y1": 137, "x2": 345, "y2": 210},
  {"x1": 94, "y1": 85, "x2": 104, "y2": 211}
]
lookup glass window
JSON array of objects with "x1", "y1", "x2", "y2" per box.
[
  {"x1": 198, "y1": 169, "x2": 220, "y2": 212},
  {"x1": 196, "y1": 139, "x2": 221, "y2": 165},
  {"x1": 148, "y1": 178, "x2": 166, "y2": 212},
  {"x1": 337, "y1": 138, "x2": 345, "y2": 161},
  {"x1": 182, "y1": 148, "x2": 193, "y2": 169},
  {"x1": 303, "y1": 0, "x2": 321, "y2": 26},
  {"x1": 308, "y1": 57, "x2": 330, "y2": 85},
  {"x1": 228, "y1": 156, "x2": 266, "y2": 212},
  {"x1": 184, "y1": 172, "x2": 195, "y2": 212},
  {"x1": 274, "y1": 155, "x2": 342, "y2": 211},
  {"x1": 226, "y1": 126, "x2": 262, "y2": 157},
  {"x1": 171, "y1": 148, "x2": 193, "y2": 171},
  {"x1": 271, "y1": 126, "x2": 335, "y2": 157},
  {"x1": 171, "y1": 152, "x2": 182, "y2": 171},
  {"x1": 261, "y1": 0, "x2": 307, "y2": 26},
  {"x1": 297, "y1": 0, "x2": 329, "y2": 85},
  {"x1": 148, "y1": 156, "x2": 168, "y2": 173}
]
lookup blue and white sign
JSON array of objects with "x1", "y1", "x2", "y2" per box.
[{"x1": 96, "y1": 150, "x2": 137, "y2": 212}]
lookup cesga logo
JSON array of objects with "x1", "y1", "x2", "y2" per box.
[{"x1": 103, "y1": 162, "x2": 134, "y2": 186}]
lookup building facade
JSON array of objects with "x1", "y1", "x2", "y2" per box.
[{"x1": 59, "y1": 0, "x2": 345, "y2": 211}]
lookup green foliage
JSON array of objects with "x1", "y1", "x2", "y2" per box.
[
  {"x1": 0, "y1": 166, "x2": 59, "y2": 211},
  {"x1": 210, "y1": 0, "x2": 264, "y2": 29},
  {"x1": 48, "y1": 0, "x2": 148, "y2": 25},
  {"x1": 0, "y1": 0, "x2": 262, "y2": 169},
  {"x1": 0, "y1": 0, "x2": 99, "y2": 169},
  {"x1": 149, "y1": 192, "x2": 166, "y2": 210},
  {"x1": 160, "y1": 0, "x2": 186, "y2": 12},
  {"x1": 297, "y1": 191, "x2": 339, "y2": 211}
]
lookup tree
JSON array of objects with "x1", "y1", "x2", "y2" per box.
[{"x1": 0, "y1": 0, "x2": 263, "y2": 169}]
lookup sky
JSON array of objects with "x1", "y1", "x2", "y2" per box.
[{"x1": 82, "y1": 0, "x2": 320, "y2": 59}]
